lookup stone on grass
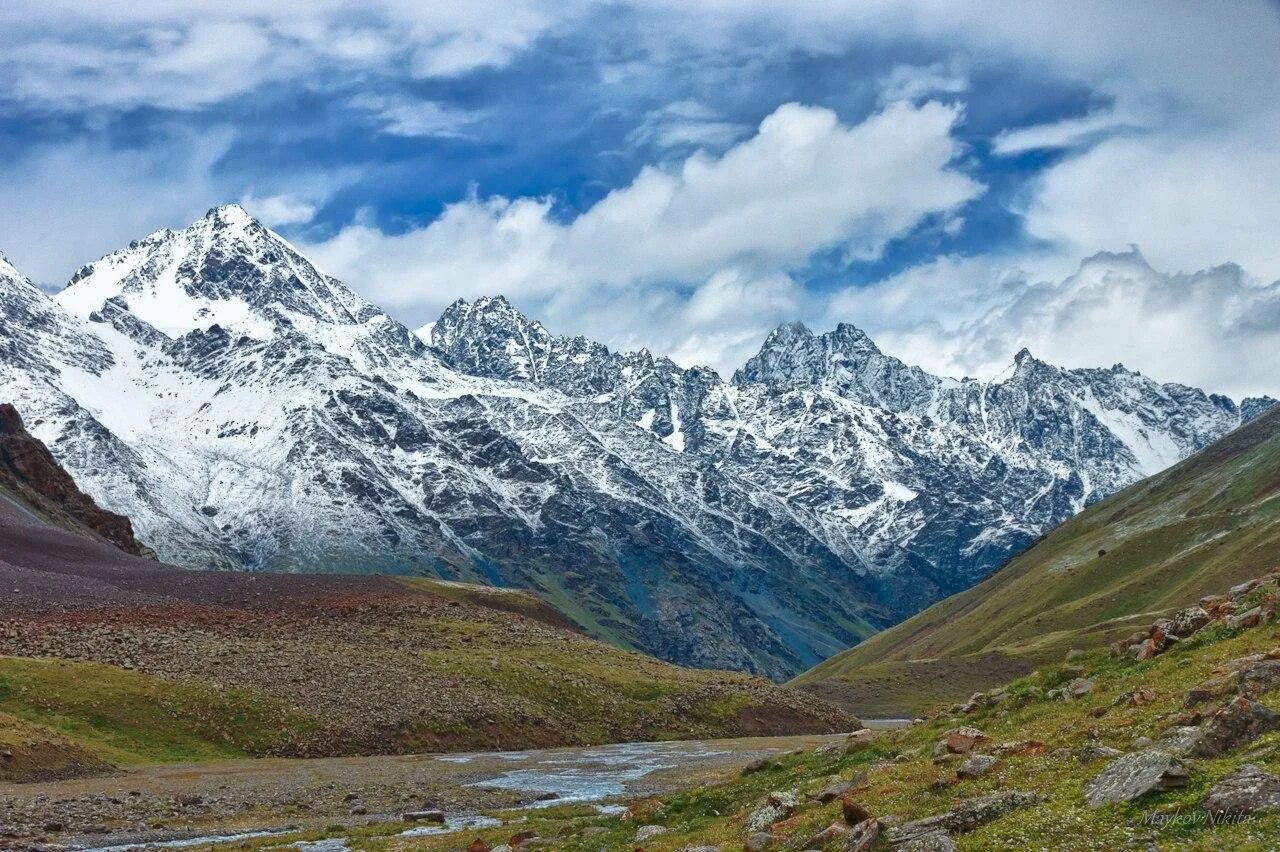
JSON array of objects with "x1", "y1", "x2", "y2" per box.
[
  {"x1": 1067, "y1": 678, "x2": 1095, "y2": 698},
  {"x1": 889, "y1": 790, "x2": 1039, "y2": 844},
  {"x1": 845, "y1": 729, "x2": 876, "y2": 752},
  {"x1": 745, "y1": 791, "x2": 798, "y2": 833},
  {"x1": 956, "y1": 753, "x2": 997, "y2": 778},
  {"x1": 635, "y1": 825, "x2": 670, "y2": 843},
  {"x1": 1077, "y1": 742, "x2": 1122, "y2": 763},
  {"x1": 814, "y1": 771, "x2": 867, "y2": 803},
  {"x1": 897, "y1": 830, "x2": 957, "y2": 851},
  {"x1": 1157, "y1": 726, "x2": 1204, "y2": 756},
  {"x1": 842, "y1": 818, "x2": 881, "y2": 852},
  {"x1": 1084, "y1": 750, "x2": 1189, "y2": 806},
  {"x1": 1226, "y1": 607, "x2": 1262, "y2": 630},
  {"x1": 944, "y1": 727, "x2": 988, "y2": 754},
  {"x1": 1238, "y1": 659, "x2": 1280, "y2": 698},
  {"x1": 1203, "y1": 764, "x2": 1280, "y2": 814},
  {"x1": 804, "y1": 821, "x2": 848, "y2": 847},
  {"x1": 1184, "y1": 673, "x2": 1236, "y2": 707},
  {"x1": 743, "y1": 832, "x2": 771, "y2": 851},
  {"x1": 1188, "y1": 697, "x2": 1280, "y2": 757}
]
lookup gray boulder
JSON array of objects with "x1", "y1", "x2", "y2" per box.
[
  {"x1": 898, "y1": 831, "x2": 958, "y2": 851},
  {"x1": 1189, "y1": 697, "x2": 1280, "y2": 757},
  {"x1": 956, "y1": 753, "x2": 997, "y2": 778},
  {"x1": 1084, "y1": 750, "x2": 1189, "y2": 806},
  {"x1": 890, "y1": 790, "x2": 1039, "y2": 844},
  {"x1": 1203, "y1": 764, "x2": 1280, "y2": 814},
  {"x1": 636, "y1": 824, "x2": 670, "y2": 843}
]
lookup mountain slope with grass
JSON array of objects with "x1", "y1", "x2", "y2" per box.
[
  {"x1": 793, "y1": 406, "x2": 1280, "y2": 717},
  {"x1": 0, "y1": 404, "x2": 851, "y2": 781}
]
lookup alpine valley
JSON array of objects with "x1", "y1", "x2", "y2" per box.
[{"x1": 1, "y1": 205, "x2": 1273, "y2": 680}]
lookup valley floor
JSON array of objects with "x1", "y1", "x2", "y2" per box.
[{"x1": 0, "y1": 733, "x2": 841, "y2": 848}]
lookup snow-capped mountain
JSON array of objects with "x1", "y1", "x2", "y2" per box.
[{"x1": 1, "y1": 209, "x2": 1272, "y2": 679}]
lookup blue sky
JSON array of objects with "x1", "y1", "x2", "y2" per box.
[{"x1": 3, "y1": 1, "x2": 1280, "y2": 396}]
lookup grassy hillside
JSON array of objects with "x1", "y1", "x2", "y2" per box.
[{"x1": 793, "y1": 407, "x2": 1280, "y2": 716}]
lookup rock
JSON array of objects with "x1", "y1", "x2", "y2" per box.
[
  {"x1": 1238, "y1": 659, "x2": 1280, "y2": 697},
  {"x1": 467, "y1": 841, "x2": 491, "y2": 852},
  {"x1": 741, "y1": 757, "x2": 771, "y2": 775},
  {"x1": 1118, "y1": 687, "x2": 1156, "y2": 707},
  {"x1": 1065, "y1": 648, "x2": 1084, "y2": 661},
  {"x1": 1157, "y1": 726, "x2": 1205, "y2": 756},
  {"x1": 897, "y1": 831, "x2": 958, "y2": 851},
  {"x1": 944, "y1": 727, "x2": 988, "y2": 754},
  {"x1": 840, "y1": 796, "x2": 872, "y2": 825},
  {"x1": 743, "y1": 832, "x2": 772, "y2": 851},
  {"x1": 1203, "y1": 764, "x2": 1280, "y2": 814},
  {"x1": 636, "y1": 825, "x2": 670, "y2": 843},
  {"x1": 1226, "y1": 607, "x2": 1262, "y2": 630},
  {"x1": 1228, "y1": 579, "x2": 1262, "y2": 599},
  {"x1": 1067, "y1": 678, "x2": 1095, "y2": 698},
  {"x1": 1189, "y1": 697, "x2": 1280, "y2": 757},
  {"x1": 1185, "y1": 673, "x2": 1236, "y2": 707},
  {"x1": 805, "y1": 822, "x2": 848, "y2": 847},
  {"x1": 956, "y1": 753, "x2": 997, "y2": 778},
  {"x1": 813, "y1": 771, "x2": 866, "y2": 803},
  {"x1": 842, "y1": 818, "x2": 881, "y2": 852},
  {"x1": 845, "y1": 729, "x2": 876, "y2": 752},
  {"x1": 993, "y1": 740, "x2": 1047, "y2": 756},
  {"x1": 1170, "y1": 606, "x2": 1211, "y2": 636},
  {"x1": 745, "y1": 790, "x2": 798, "y2": 833},
  {"x1": 1077, "y1": 742, "x2": 1123, "y2": 763},
  {"x1": 402, "y1": 810, "x2": 446, "y2": 823},
  {"x1": 889, "y1": 790, "x2": 1040, "y2": 843},
  {"x1": 1084, "y1": 750, "x2": 1189, "y2": 806}
]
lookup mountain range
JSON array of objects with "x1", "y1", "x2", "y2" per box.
[{"x1": 0, "y1": 204, "x2": 1272, "y2": 678}]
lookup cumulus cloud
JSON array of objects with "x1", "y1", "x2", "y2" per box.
[
  {"x1": 1010, "y1": 125, "x2": 1280, "y2": 283},
  {"x1": 238, "y1": 193, "x2": 318, "y2": 228},
  {"x1": 306, "y1": 100, "x2": 982, "y2": 371}
]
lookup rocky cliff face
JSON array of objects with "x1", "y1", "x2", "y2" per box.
[
  {"x1": 0, "y1": 402, "x2": 151, "y2": 557},
  {"x1": 0, "y1": 210, "x2": 1271, "y2": 678}
]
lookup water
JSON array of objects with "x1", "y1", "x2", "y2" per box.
[{"x1": 462, "y1": 739, "x2": 731, "y2": 805}]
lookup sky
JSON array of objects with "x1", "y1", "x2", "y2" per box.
[{"x1": 2, "y1": 1, "x2": 1279, "y2": 397}]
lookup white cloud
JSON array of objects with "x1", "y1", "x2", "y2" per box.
[
  {"x1": 238, "y1": 193, "x2": 318, "y2": 228},
  {"x1": 877, "y1": 61, "x2": 968, "y2": 105},
  {"x1": 830, "y1": 249, "x2": 1280, "y2": 399},
  {"x1": 306, "y1": 100, "x2": 982, "y2": 371},
  {"x1": 627, "y1": 101, "x2": 750, "y2": 151},
  {"x1": 349, "y1": 94, "x2": 481, "y2": 138},
  {"x1": 1020, "y1": 124, "x2": 1280, "y2": 282},
  {"x1": 992, "y1": 108, "x2": 1142, "y2": 156}
]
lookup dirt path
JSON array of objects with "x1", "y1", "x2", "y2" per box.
[{"x1": 1, "y1": 733, "x2": 843, "y2": 848}]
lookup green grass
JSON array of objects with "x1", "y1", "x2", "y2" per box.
[
  {"x1": 793, "y1": 408, "x2": 1280, "y2": 716},
  {"x1": 0, "y1": 656, "x2": 322, "y2": 766}
]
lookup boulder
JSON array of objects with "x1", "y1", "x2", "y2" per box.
[
  {"x1": 1226, "y1": 607, "x2": 1262, "y2": 630},
  {"x1": 1169, "y1": 606, "x2": 1211, "y2": 636},
  {"x1": 1157, "y1": 726, "x2": 1205, "y2": 756},
  {"x1": 1077, "y1": 742, "x2": 1123, "y2": 763},
  {"x1": 897, "y1": 831, "x2": 957, "y2": 851},
  {"x1": 944, "y1": 727, "x2": 988, "y2": 754},
  {"x1": 889, "y1": 790, "x2": 1040, "y2": 843},
  {"x1": 845, "y1": 729, "x2": 876, "y2": 752},
  {"x1": 813, "y1": 772, "x2": 866, "y2": 803},
  {"x1": 1185, "y1": 673, "x2": 1236, "y2": 707},
  {"x1": 840, "y1": 796, "x2": 872, "y2": 825},
  {"x1": 842, "y1": 818, "x2": 881, "y2": 852},
  {"x1": 743, "y1": 832, "x2": 771, "y2": 851},
  {"x1": 956, "y1": 753, "x2": 997, "y2": 778},
  {"x1": 1238, "y1": 659, "x2": 1280, "y2": 698},
  {"x1": 1203, "y1": 764, "x2": 1280, "y2": 814},
  {"x1": 745, "y1": 791, "x2": 798, "y2": 833},
  {"x1": 1084, "y1": 750, "x2": 1189, "y2": 806},
  {"x1": 804, "y1": 822, "x2": 848, "y2": 847},
  {"x1": 1067, "y1": 678, "x2": 1095, "y2": 698},
  {"x1": 636, "y1": 825, "x2": 670, "y2": 843},
  {"x1": 1188, "y1": 697, "x2": 1280, "y2": 757},
  {"x1": 740, "y1": 757, "x2": 771, "y2": 775}
]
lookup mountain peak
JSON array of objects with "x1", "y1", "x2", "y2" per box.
[{"x1": 56, "y1": 208, "x2": 376, "y2": 338}]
